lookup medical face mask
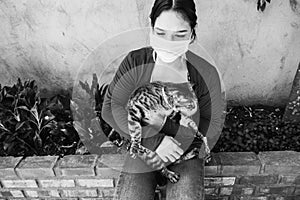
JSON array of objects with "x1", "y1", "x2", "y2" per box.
[{"x1": 149, "y1": 32, "x2": 191, "y2": 63}]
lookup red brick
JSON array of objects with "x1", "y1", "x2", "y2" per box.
[
  {"x1": 273, "y1": 197, "x2": 285, "y2": 200},
  {"x1": 204, "y1": 177, "x2": 236, "y2": 187},
  {"x1": 0, "y1": 190, "x2": 24, "y2": 197},
  {"x1": 16, "y1": 156, "x2": 58, "y2": 178},
  {"x1": 258, "y1": 186, "x2": 295, "y2": 195},
  {"x1": 294, "y1": 187, "x2": 300, "y2": 195},
  {"x1": 38, "y1": 179, "x2": 75, "y2": 188},
  {"x1": 205, "y1": 165, "x2": 219, "y2": 176},
  {"x1": 219, "y1": 152, "x2": 261, "y2": 175},
  {"x1": 24, "y1": 189, "x2": 60, "y2": 198},
  {"x1": 76, "y1": 179, "x2": 114, "y2": 188},
  {"x1": 204, "y1": 153, "x2": 221, "y2": 175},
  {"x1": 258, "y1": 187, "x2": 270, "y2": 193},
  {"x1": 258, "y1": 151, "x2": 300, "y2": 174},
  {"x1": 0, "y1": 157, "x2": 22, "y2": 179},
  {"x1": 204, "y1": 187, "x2": 219, "y2": 195},
  {"x1": 1, "y1": 180, "x2": 38, "y2": 188},
  {"x1": 39, "y1": 198, "x2": 78, "y2": 200},
  {"x1": 97, "y1": 154, "x2": 124, "y2": 171},
  {"x1": 242, "y1": 188, "x2": 255, "y2": 196},
  {"x1": 220, "y1": 187, "x2": 233, "y2": 195},
  {"x1": 238, "y1": 175, "x2": 279, "y2": 185},
  {"x1": 96, "y1": 167, "x2": 121, "y2": 179},
  {"x1": 284, "y1": 196, "x2": 300, "y2": 200},
  {"x1": 232, "y1": 185, "x2": 254, "y2": 195},
  {"x1": 205, "y1": 196, "x2": 229, "y2": 200},
  {"x1": 81, "y1": 198, "x2": 113, "y2": 200},
  {"x1": 269, "y1": 186, "x2": 295, "y2": 195},
  {"x1": 96, "y1": 154, "x2": 124, "y2": 180},
  {"x1": 60, "y1": 189, "x2": 98, "y2": 197},
  {"x1": 100, "y1": 188, "x2": 116, "y2": 197},
  {"x1": 7, "y1": 199, "x2": 39, "y2": 200},
  {"x1": 233, "y1": 197, "x2": 268, "y2": 200},
  {"x1": 280, "y1": 175, "x2": 300, "y2": 185},
  {"x1": 55, "y1": 155, "x2": 98, "y2": 176},
  {"x1": 27, "y1": 198, "x2": 78, "y2": 200}
]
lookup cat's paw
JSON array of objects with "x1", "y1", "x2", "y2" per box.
[
  {"x1": 204, "y1": 153, "x2": 212, "y2": 163},
  {"x1": 167, "y1": 171, "x2": 180, "y2": 183},
  {"x1": 179, "y1": 115, "x2": 191, "y2": 127},
  {"x1": 129, "y1": 149, "x2": 137, "y2": 159},
  {"x1": 161, "y1": 168, "x2": 180, "y2": 183},
  {"x1": 129, "y1": 143, "x2": 139, "y2": 159}
]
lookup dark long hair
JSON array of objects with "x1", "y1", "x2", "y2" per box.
[{"x1": 149, "y1": 0, "x2": 198, "y2": 42}]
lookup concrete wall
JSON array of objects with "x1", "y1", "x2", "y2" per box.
[{"x1": 0, "y1": 0, "x2": 300, "y2": 105}]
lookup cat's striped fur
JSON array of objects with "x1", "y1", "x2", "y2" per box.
[{"x1": 126, "y1": 81, "x2": 210, "y2": 183}]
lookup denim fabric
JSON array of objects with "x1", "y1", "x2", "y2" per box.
[{"x1": 113, "y1": 157, "x2": 204, "y2": 200}]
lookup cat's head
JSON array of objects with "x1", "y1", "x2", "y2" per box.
[{"x1": 164, "y1": 82, "x2": 198, "y2": 116}]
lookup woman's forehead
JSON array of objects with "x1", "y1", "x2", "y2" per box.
[{"x1": 154, "y1": 10, "x2": 191, "y2": 32}]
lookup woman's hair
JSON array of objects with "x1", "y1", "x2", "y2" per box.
[{"x1": 149, "y1": 0, "x2": 198, "y2": 42}]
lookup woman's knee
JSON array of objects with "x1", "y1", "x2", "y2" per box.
[
  {"x1": 114, "y1": 171, "x2": 158, "y2": 200},
  {"x1": 165, "y1": 158, "x2": 204, "y2": 200}
]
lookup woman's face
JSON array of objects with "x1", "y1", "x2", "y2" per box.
[{"x1": 153, "y1": 10, "x2": 192, "y2": 41}]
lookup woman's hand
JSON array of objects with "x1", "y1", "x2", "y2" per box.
[{"x1": 155, "y1": 136, "x2": 184, "y2": 163}]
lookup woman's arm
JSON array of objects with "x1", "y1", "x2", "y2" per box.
[
  {"x1": 101, "y1": 52, "x2": 166, "y2": 151},
  {"x1": 101, "y1": 52, "x2": 135, "y2": 136}
]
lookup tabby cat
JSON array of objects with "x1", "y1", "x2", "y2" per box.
[{"x1": 126, "y1": 81, "x2": 210, "y2": 183}]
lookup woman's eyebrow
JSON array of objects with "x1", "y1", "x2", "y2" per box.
[
  {"x1": 155, "y1": 27, "x2": 188, "y2": 33},
  {"x1": 176, "y1": 30, "x2": 188, "y2": 33}
]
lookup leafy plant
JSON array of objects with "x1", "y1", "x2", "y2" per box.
[
  {"x1": 0, "y1": 79, "x2": 79, "y2": 156},
  {"x1": 71, "y1": 74, "x2": 116, "y2": 155},
  {"x1": 71, "y1": 73, "x2": 126, "y2": 155},
  {"x1": 0, "y1": 79, "x2": 50, "y2": 156},
  {"x1": 41, "y1": 89, "x2": 79, "y2": 156}
]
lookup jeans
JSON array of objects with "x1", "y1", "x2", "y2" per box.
[{"x1": 113, "y1": 156, "x2": 204, "y2": 200}]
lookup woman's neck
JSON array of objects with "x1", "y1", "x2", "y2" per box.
[
  {"x1": 156, "y1": 55, "x2": 187, "y2": 71},
  {"x1": 151, "y1": 54, "x2": 189, "y2": 83}
]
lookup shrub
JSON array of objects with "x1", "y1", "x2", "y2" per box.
[{"x1": 0, "y1": 79, "x2": 79, "y2": 156}]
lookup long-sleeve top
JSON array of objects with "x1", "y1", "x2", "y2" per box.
[{"x1": 102, "y1": 46, "x2": 226, "y2": 157}]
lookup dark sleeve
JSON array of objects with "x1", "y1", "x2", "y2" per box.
[
  {"x1": 195, "y1": 75, "x2": 211, "y2": 136},
  {"x1": 101, "y1": 52, "x2": 136, "y2": 136},
  {"x1": 101, "y1": 51, "x2": 165, "y2": 151}
]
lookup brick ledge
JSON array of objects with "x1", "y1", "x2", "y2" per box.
[{"x1": 0, "y1": 151, "x2": 299, "y2": 200}]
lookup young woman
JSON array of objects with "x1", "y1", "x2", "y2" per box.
[{"x1": 102, "y1": 0, "x2": 226, "y2": 199}]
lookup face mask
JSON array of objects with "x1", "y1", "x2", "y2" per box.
[{"x1": 149, "y1": 32, "x2": 191, "y2": 63}]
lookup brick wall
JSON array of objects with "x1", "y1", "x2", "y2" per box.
[{"x1": 0, "y1": 151, "x2": 299, "y2": 200}]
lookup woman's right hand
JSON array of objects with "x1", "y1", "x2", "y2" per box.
[{"x1": 155, "y1": 136, "x2": 184, "y2": 163}]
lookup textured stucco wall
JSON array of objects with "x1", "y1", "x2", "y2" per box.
[{"x1": 0, "y1": 0, "x2": 299, "y2": 105}]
